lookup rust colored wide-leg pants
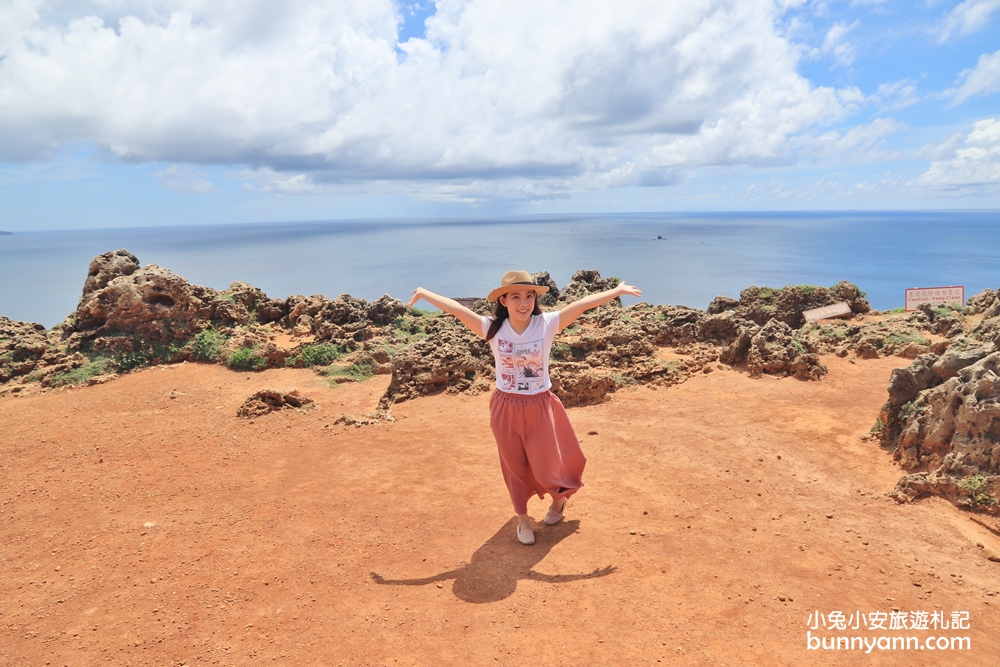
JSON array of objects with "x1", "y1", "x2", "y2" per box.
[{"x1": 489, "y1": 389, "x2": 586, "y2": 515}]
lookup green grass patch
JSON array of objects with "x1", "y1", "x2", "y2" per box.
[
  {"x1": 325, "y1": 361, "x2": 375, "y2": 385},
  {"x1": 759, "y1": 287, "x2": 782, "y2": 299},
  {"x1": 902, "y1": 401, "x2": 926, "y2": 420},
  {"x1": 296, "y1": 342, "x2": 347, "y2": 367},
  {"x1": 192, "y1": 328, "x2": 226, "y2": 362},
  {"x1": 213, "y1": 293, "x2": 236, "y2": 303},
  {"x1": 788, "y1": 284, "x2": 820, "y2": 296},
  {"x1": 884, "y1": 332, "x2": 931, "y2": 347},
  {"x1": 818, "y1": 325, "x2": 847, "y2": 339},
  {"x1": 227, "y1": 346, "x2": 267, "y2": 371},
  {"x1": 935, "y1": 304, "x2": 967, "y2": 317},
  {"x1": 114, "y1": 350, "x2": 151, "y2": 371},
  {"x1": 49, "y1": 357, "x2": 116, "y2": 386},
  {"x1": 958, "y1": 474, "x2": 996, "y2": 508},
  {"x1": 551, "y1": 343, "x2": 571, "y2": 359},
  {"x1": 612, "y1": 373, "x2": 635, "y2": 387}
]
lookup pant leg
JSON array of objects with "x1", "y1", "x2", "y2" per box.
[
  {"x1": 489, "y1": 390, "x2": 546, "y2": 514},
  {"x1": 521, "y1": 391, "x2": 586, "y2": 501}
]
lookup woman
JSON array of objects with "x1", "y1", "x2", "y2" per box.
[{"x1": 407, "y1": 270, "x2": 641, "y2": 545}]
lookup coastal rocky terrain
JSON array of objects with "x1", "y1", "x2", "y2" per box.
[
  {"x1": 3, "y1": 250, "x2": 1000, "y2": 666},
  {"x1": 1, "y1": 249, "x2": 998, "y2": 514}
]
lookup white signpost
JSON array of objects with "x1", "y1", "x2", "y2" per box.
[{"x1": 904, "y1": 286, "x2": 964, "y2": 312}]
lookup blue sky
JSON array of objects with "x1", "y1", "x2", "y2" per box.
[{"x1": 1, "y1": 0, "x2": 998, "y2": 231}]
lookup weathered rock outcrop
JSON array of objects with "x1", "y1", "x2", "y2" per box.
[
  {"x1": 0, "y1": 252, "x2": 982, "y2": 421},
  {"x1": 708, "y1": 281, "x2": 870, "y2": 328},
  {"x1": 378, "y1": 325, "x2": 493, "y2": 408},
  {"x1": 237, "y1": 390, "x2": 314, "y2": 418},
  {"x1": 746, "y1": 320, "x2": 826, "y2": 380},
  {"x1": 0, "y1": 317, "x2": 83, "y2": 391},
  {"x1": 875, "y1": 346, "x2": 1000, "y2": 509},
  {"x1": 967, "y1": 288, "x2": 1000, "y2": 318},
  {"x1": 82, "y1": 249, "x2": 140, "y2": 295}
]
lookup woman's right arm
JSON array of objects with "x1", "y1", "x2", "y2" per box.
[{"x1": 406, "y1": 288, "x2": 486, "y2": 338}]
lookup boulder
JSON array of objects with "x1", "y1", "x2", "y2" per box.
[
  {"x1": 883, "y1": 352, "x2": 1000, "y2": 508},
  {"x1": 719, "y1": 281, "x2": 870, "y2": 329},
  {"x1": 81, "y1": 249, "x2": 140, "y2": 297},
  {"x1": 237, "y1": 390, "x2": 314, "y2": 418},
  {"x1": 746, "y1": 320, "x2": 826, "y2": 380},
  {"x1": 67, "y1": 263, "x2": 217, "y2": 352},
  {"x1": 378, "y1": 326, "x2": 493, "y2": 407},
  {"x1": 530, "y1": 271, "x2": 560, "y2": 308},
  {"x1": 967, "y1": 288, "x2": 1000, "y2": 317}
]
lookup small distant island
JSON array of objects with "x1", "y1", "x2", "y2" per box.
[{"x1": 0, "y1": 231, "x2": 11, "y2": 235}]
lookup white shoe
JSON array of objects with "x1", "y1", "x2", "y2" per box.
[
  {"x1": 544, "y1": 498, "x2": 567, "y2": 526},
  {"x1": 517, "y1": 523, "x2": 535, "y2": 545}
]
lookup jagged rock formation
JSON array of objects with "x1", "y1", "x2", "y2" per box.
[
  {"x1": 876, "y1": 341, "x2": 1000, "y2": 509},
  {"x1": 708, "y1": 281, "x2": 870, "y2": 328},
  {"x1": 0, "y1": 251, "x2": 984, "y2": 418},
  {"x1": 377, "y1": 325, "x2": 493, "y2": 408},
  {"x1": 237, "y1": 390, "x2": 314, "y2": 418},
  {"x1": 0, "y1": 317, "x2": 85, "y2": 391}
]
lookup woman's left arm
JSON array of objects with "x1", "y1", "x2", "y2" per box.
[{"x1": 558, "y1": 282, "x2": 642, "y2": 331}]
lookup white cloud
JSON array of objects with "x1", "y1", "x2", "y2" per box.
[
  {"x1": 796, "y1": 117, "x2": 904, "y2": 162},
  {"x1": 947, "y1": 49, "x2": 1000, "y2": 104},
  {"x1": 153, "y1": 165, "x2": 219, "y2": 193},
  {"x1": 0, "y1": 0, "x2": 855, "y2": 201},
  {"x1": 937, "y1": 0, "x2": 1000, "y2": 42},
  {"x1": 919, "y1": 118, "x2": 1000, "y2": 191},
  {"x1": 871, "y1": 79, "x2": 921, "y2": 111},
  {"x1": 915, "y1": 131, "x2": 965, "y2": 160},
  {"x1": 809, "y1": 20, "x2": 860, "y2": 67}
]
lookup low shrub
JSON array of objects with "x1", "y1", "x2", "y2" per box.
[
  {"x1": 192, "y1": 328, "x2": 225, "y2": 362},
  {"x1": 325, "y1": 361, "x2": 375, "y2": 385},
  {"x1": 49, "y1": 357, "x2": 116, "y2": 386},
  {"x1": 227, "y1": 346, "x2": 267, "y2": 371},
  {"x1": 296, "y1": 342, "x2": 346, "y2": 367}
]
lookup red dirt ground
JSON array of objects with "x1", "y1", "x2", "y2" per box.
[{"x1": 2, "y1": 356, "x2": 999, "y2": 666}]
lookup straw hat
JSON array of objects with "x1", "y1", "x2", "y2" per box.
[{"x1": 486, "y1": 270, "x2": 549, "y2": 303}]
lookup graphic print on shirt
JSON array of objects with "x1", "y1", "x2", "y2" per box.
[{"x1": 497, "y1": 336, "x2": 545, "y2": 393}]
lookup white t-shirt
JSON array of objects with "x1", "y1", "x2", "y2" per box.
[{"x1": 481, "y1": 311, "x2": 562, "y2": 394}]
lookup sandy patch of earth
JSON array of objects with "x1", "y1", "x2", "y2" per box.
[{"x1": 2, "y1": 357, "x2": 998, "y2": 665}]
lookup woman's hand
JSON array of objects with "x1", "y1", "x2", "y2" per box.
[
  {"x1": 617, "y1": 283, "x2": 642, "y2": 298},
  {"x1": 406, "y1": 288, "x2": 426, "y2": 308}
]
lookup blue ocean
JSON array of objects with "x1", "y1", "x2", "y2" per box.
[{"x1": 1, "y1": 211, "x2": 998, "y2": 328}]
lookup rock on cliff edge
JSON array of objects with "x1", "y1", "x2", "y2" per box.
[{"x1": 876, "y1": 323, "x2": 1000, "y2": 509}]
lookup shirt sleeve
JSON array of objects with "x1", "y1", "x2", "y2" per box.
[
  {"x1": 542, "y1": 310, "x2": 561, "y2": 343},
  {"x1": 481, "y1": 315, "x2": 493, "y2": 339}
]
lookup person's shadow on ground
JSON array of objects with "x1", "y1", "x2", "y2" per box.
[{"x1": 370, "y1": 519, "x2": 615, "y2": 603}]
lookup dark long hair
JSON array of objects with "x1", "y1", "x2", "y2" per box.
[{"x1": 486, "y1": 298, "x2": 543, "y2": 341}]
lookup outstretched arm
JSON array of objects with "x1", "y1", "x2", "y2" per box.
[
  {"x1": 558, "y1": 282, "x2": 642, "y2": 331},
  {"x1": 407, "y1": 288, "x2": 486, "y2": 338}
]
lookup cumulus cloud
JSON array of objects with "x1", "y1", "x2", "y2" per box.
[
  {"x1": 795, "y1": 117, "x2": 904, "y2": 162},
  {"x1": 919, "y1": 118, "x2": 1000, "y2": 191},
  {"x1": 871, "y1": 79, "x2": 921, "y2": 111},
  {"x1": 937, "y1": 0, "x2": 1000, "y2": 42},
  {"x1": 0, "y1": 0, "x2": 855, "y2": 200},
  {"x1": 947, "y1": 49, "x2": 1000, "y2": 104},
  {"x1": 154, "y1": 165, "x2": 220, "y2": 193},
  {"x1": 810, "y1": 20, "x2": 860, "y2": 67}
]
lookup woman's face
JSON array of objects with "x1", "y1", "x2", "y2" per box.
[{"x1": 500, "y1": 290, "x2": 536, "y2": 324}]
